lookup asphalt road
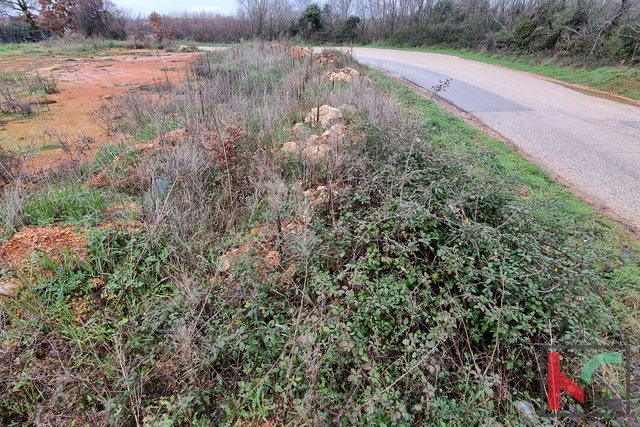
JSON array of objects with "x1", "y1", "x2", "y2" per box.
[{"x1": 348, "y1": 47, "x2": 640, "y2": 231}]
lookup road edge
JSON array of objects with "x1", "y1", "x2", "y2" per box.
[{"x1": 384, "y1": 72, "x2": 640, "y2": 237}]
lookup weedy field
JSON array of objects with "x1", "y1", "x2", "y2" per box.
[{"x1": 0, "y1": 43, "x2": 639, "y2": 425}]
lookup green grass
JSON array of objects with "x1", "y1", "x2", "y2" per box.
[
  {"x1": 0, "y1": 43, "x2": 43, "y2": 56},
  {"x1": 133, "y1": 117, "x2": 181, "y2": 142},
  {"x1": 22, "y1": 187, "x2": 108, "y2": 226},
  {"x1": 175, "y1": 39, "x2": 236, "y2": 47},
  {"x1": 370, "y1": 64, "x2": 640, "y2": 338},
  {"x1": 2, "y1": 45, "x2": 639, "y2": 425},
  {"x1": 0, "y1": 39, "x2": 125, "y2": 58},
  {"x1": 362, "y1": 44, "x2": 640, "y2": 100},
  {"x1": 0, "y1": 71, "x2": 23, "y2": 82}
]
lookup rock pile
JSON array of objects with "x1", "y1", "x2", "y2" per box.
[
  {"x1": 328, "y1": 68, "x2": 360, "y2": 83},
  {"x1": 304, "y1": 105, "x2": 342, "y2": 128}
]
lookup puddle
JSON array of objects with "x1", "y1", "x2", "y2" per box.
[{"x1": 556, "y1": 81, "x2": 640, "y2": 107}]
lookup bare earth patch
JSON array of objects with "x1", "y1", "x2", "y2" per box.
[
  {"x1": 0, "y1": 224, "x2": 88, "y2": 296},
  {"x1": 0, "y1": 50, "x2": 201, "y2": 172}
]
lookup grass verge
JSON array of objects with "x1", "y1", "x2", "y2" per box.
[
  {"x1": 0, "y1": 37, "x2": 124, "y2": 58},
  {"x1": 361, "y1": 44, "x2": 640, "y2": 100}
]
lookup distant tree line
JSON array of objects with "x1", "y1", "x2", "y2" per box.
[
  {"x1": 1, "y1": 0, "x2": 638, "y2": 63},
  {"x1": 234, "y1": 0, "x2": 640, "y2": 62},
  {"x1": 178, "y1": 0, "x2": 640, "y2": 63},
  {"x1": 0, "y1": 0, "x2": 128, "y2": 42}
]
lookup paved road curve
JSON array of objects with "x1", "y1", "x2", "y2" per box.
[{"x1": 348, "y1": 47, "x2": 640, "y2": 231}]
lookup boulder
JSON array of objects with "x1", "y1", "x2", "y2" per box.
[
  {"x1": 265, "y1": 251, "x2": 281, "y2": 266},
  {"x1": 282, "y1": 141, "x2": 300, "y2": 154},
  {"x1": 302, "y1": 143, "x2": 332, "y2": 160},
  {"x1": 163, "y1": 128, "x2": 187, "y2": 145},
  {"x1": 305, "y1": 105, "x2": 342, "y2": 128},
  {"x1": 300, "y1": 124, "x2": 348, "y2": 160}
]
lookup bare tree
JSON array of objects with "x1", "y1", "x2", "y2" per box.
[
  {"x1": 0, "y1": 0, "x2": 40, "y2": 29},
  {"x1": 236, "y1": 0, "x2": 294, "y2": 37},
  {"x1": 102, "y1": 0, "x2": 127, "y2": 38},
  {"x1": 164, "y1": 11, "x2": 248, "y2": 43},
  {"x1": 236, "y1": 0, "x2": 270, "y2": 36},
  {"x1": 73, "y1": 0, "x2": 106, "y2": 36},
  {"x1": 293, "y1": 0, "x2": 313, "y2": 12},
  {"x1": 329, "y1": 0, "x2": 354, "y2": 19}
]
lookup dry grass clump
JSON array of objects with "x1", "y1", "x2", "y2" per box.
[{"x1": 2, "y1": 44, "x2": 636, "y2": 426}]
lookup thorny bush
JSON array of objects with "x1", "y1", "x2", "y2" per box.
[{"x1": 0, "y1": 45, "x2": 637, "y2": 426}]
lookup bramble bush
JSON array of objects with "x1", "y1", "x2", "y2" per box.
[{"x1": 0, "y1": 45, "x2": 637, "y2": 426}]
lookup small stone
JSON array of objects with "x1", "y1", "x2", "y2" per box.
[
  {"x1": 302, "y1": 144, "x2": 331, "y2": 160},
  {"x1": 282, "y1": 141, "x2": 300, "y2": 153},
  {"x1": 328, "y1": 67, "x2": 360, "y2": 83},
  {"x1": 514, "y1": 401, "x2": 535, "y2": 420},
  {"x1": 265, "y1": 251, "x2": 281, "y2": 266},
  {"x1": 218, "y1": 255, "x2": 231, "y2": 272},
  {"x1": 0, "y1": 279, "x2": 19, "y2": 297}
]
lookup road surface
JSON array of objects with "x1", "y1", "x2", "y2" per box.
[{"x1": 347, "y1": 47, "x2": 640, "y2": 231}]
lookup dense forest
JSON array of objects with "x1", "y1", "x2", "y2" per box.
[{"x1": 2, "y1": 0, "x2": 639, "y2": 65}]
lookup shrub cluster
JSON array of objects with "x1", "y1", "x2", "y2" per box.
[{"x1": 0, "y1": 45, "x2": 637, "y2": 425}]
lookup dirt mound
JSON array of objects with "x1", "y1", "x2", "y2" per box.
[
  {"x1": 328, "y1": 67, "x2": 360, "y2": 83},
  {"x1": 282, "y1": 124, "x2": 348, "y2": 161},
  {"x1": 289, "y1": 46, "x2": 311, "y2": 59},
  {"x1": 302, "y1": 124, "x2": 347, "y2": 160},
  {"x1": 316, "y1": 52, "x2": 340, "y2": 63},
  {"x1": 0, "y1": 224, "x2": 88, "y2": 296},
  {"x1": 163, "y1": 128, "x2": 188, "y2": 144},
  {"x1": 269, "y1": 43, "x2": 311, "y2": 59},
  {"x1": 1, "y1": 225, "x2": 87, "y2": 267}
]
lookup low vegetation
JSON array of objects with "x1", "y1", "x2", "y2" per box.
[
  {"x1": 0, "y1": 70, "x2": 58, "y2": 118},
  {"x1": 0, "y1": 45, "x2": 639, "y2": 425}
]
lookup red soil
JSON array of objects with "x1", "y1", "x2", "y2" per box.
[
  {"x1": 0, "y1": 224, "x2": 88, "y2": 296},
  {"x1": 0, "y1": 50, "x2": 201, "y2": 172}
]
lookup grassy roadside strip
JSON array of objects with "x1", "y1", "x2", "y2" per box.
[
  {"x1": 175, "y1": 39, "x2": 236, "y2": 47},
  {"x1": 360, "y1": 44, "x2": 640, "y2": 100},
  {"x1": 369, "y1": 63, "x2": 640, "y2": 354}
]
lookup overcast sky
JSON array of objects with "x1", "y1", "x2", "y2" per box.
[{"x1": 112, "y1": 0, "x2": 238, "y2": 18}]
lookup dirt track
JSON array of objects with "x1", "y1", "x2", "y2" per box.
[{"x1": 0, "y1": 50, "x2": 199, "y2": 172}]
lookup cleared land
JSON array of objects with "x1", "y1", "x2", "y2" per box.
[{"x1": 1, "y1": 50, "x2": 197, "y2": 173}]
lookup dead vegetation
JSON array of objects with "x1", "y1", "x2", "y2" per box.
[
  {"x1": 0, "y1": 45, "x2": 638, "y2": 426},
  {"x1": 0, "y1": 72, "x2": 58, "y2": 118}
]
